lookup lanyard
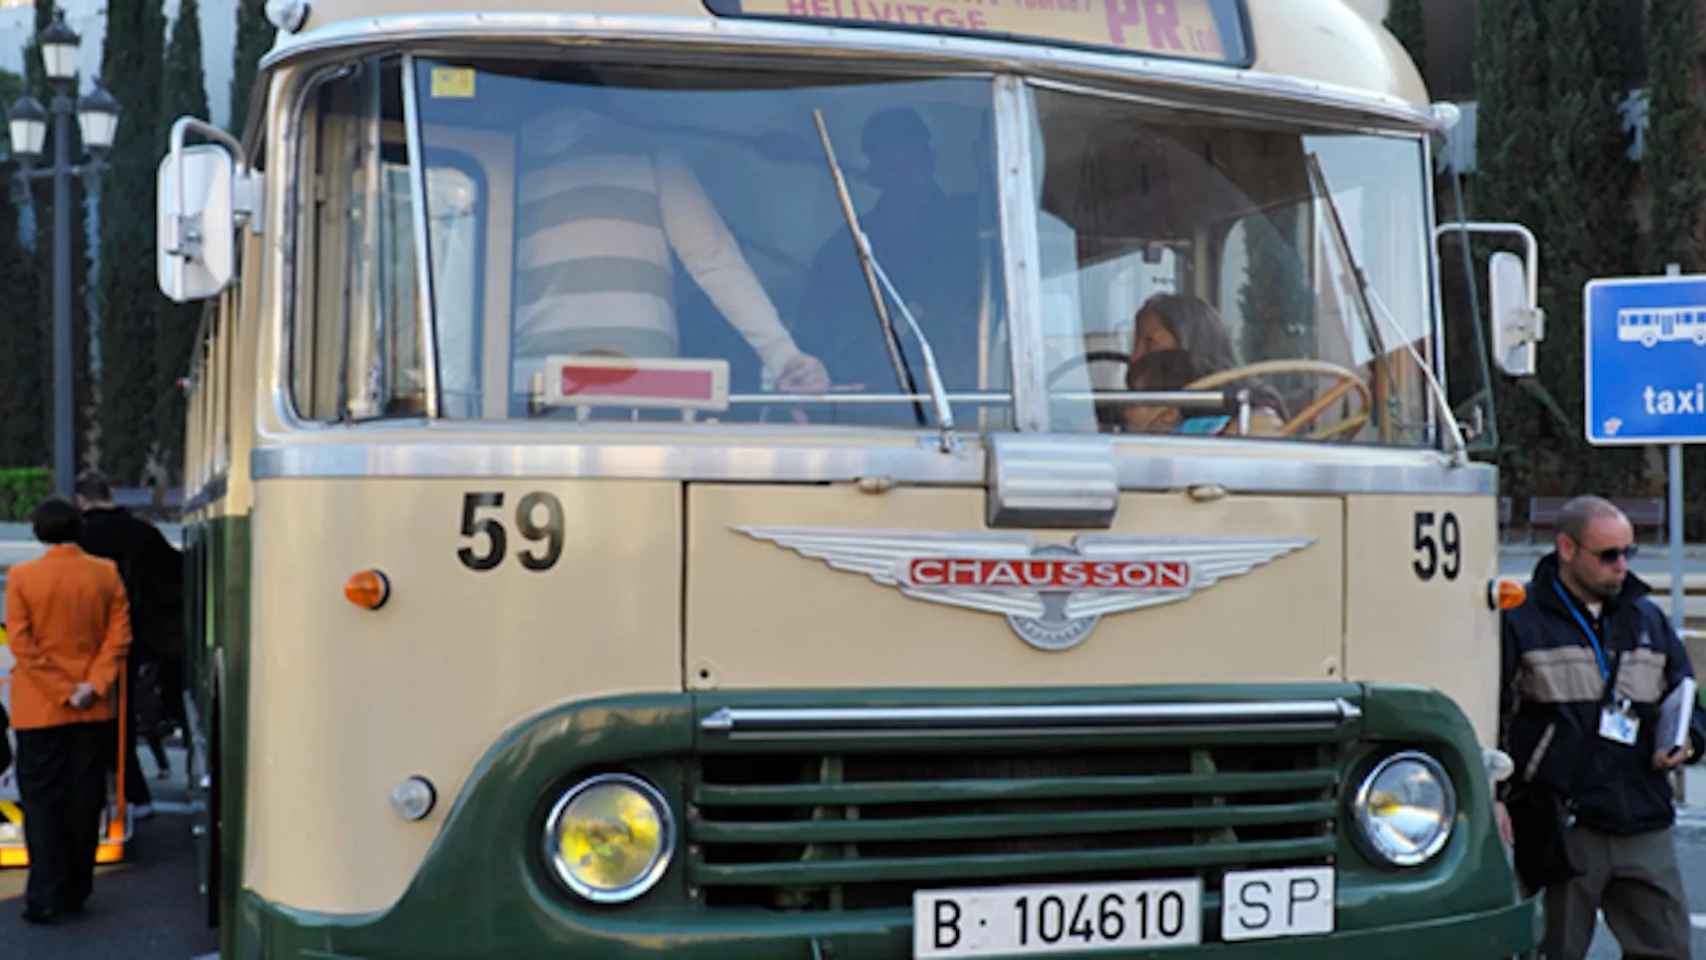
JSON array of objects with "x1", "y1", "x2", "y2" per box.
[{"x1": 1552, "y1": 580, "x2": 1611, "y2": 681}]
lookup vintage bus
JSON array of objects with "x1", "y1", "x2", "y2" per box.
[{"x1": 159, "y1": 0, "x2": 1546, "y2": 955}]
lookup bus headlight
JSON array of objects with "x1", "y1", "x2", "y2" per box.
[
  {"x1": 543, "y1": 773, "x2": 675, "y2": 903},
  {"x1": 1352, "y1": 751, "x2": 1456, "y2": 866}
]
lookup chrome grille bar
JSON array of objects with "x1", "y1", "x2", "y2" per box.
[{"x1": 699, "y1": 699, "x2": 1361, "y2": 741}]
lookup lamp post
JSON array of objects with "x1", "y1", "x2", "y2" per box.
[{"x1": 5, "y1": 12, "x2": 120, "y2": 498}]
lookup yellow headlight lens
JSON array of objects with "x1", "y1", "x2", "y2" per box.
[{"x1": 544, "y1": 774, "x2": 673, "y2": 902}]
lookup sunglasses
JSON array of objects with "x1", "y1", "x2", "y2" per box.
[{"x1": 1582, "y1": 543, "x2": 1639, "y2": 564}]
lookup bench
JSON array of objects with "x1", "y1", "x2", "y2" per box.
[
  {"x1": 1527, "y1": 495, "x2": 1666, "y2": 544},
  {"x1": 1526, "y1": 496, "x2": 1568, "y2": 544},
  {"x1": 1613, "y1": 497, "x2": 1666, "y2": 544}
]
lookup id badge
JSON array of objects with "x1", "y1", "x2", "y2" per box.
[{"x1": 1599, "y1": 701, "x2": 1639, "y2": 746}]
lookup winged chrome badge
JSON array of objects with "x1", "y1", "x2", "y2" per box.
[{"x1": 737, "y1": 527, "x2": 1314, "y2": 651}]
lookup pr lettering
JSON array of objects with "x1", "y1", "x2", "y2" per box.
[{"x1": 1106, "y1": 0, "x2": 1185, "y2": 50}]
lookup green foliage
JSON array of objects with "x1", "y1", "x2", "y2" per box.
[
  {"x1": 153, "y1": 0, "x2": 210, "y2": 477},
  {"x1": 1473, "y1": 0, "x2": 1653, "y2": 524},
  {"x1": 0, "y1": 129, "x2": 45, "y2": 468},
  {"x1": 1645, "y1": 0, "x2": 1702, "y2": 272},
  {"x1": 95, "y1": 0, "x2": 168, "y2": 483},
  {"x1": 1644, "y1": 0, "x2": 1706, "y2": 538},
  {"x1": 0, "y1": 468, "x2": 51, "y2": 521},
  {"x1": 1383, "y1": 0, "x2": 1427, "y2": 75},
  {"x1": 229, "y1": 0, "x2": 273, "y2": 135},
  {"x1": 19, "y1": 1, "x2": 96, "y2": 480}
]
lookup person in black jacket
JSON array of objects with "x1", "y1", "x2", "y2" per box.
[
  {"x1": 74, "y1": 470, "x2": 184, "y2": 819},
  {"x1": 1498, "y1": 495, "x2": 1706, "y2": 960}
]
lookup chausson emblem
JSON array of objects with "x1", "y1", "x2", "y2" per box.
[{"x1": 737, "y1": 527, "x2": 1314, "y2": 651}]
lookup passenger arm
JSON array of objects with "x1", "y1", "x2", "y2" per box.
[{"x1": 655, "y1": 150, "x2": 827, "y2": 391}]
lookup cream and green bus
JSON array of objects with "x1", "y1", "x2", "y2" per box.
[{"x1": 159, "y1": 0, "x2": 1546, "y2": 955}]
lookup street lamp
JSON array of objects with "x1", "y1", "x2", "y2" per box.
[{"x1": 4, "y1": 12, "x2": 121, "y2": 498}]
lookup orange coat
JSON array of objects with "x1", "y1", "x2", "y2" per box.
[{"x1": 4, "y1": 543, "x2": 131, "y2": 729}]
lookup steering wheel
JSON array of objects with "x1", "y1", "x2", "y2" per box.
[
  {"x1": 1181, "y1": 359, "x2": 1371, "y2": 440},
  {"x1": 1046, "y1": 350, "x2": 1131, "y2": 387}
]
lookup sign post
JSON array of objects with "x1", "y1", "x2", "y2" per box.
[{"x1": 1583, "y1": 268, "x2": 1701, "y2": 642}]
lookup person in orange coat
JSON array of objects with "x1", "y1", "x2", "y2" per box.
[{"x1": 4, "y1": 498, "x2": 130, "y2": 924}]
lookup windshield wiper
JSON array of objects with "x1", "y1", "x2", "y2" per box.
[
  {"x1": 1306, "y1": 154, "x2": 1468, "y2": 463},
  {"x1": 812, "y1": 110, "x2": 959, "y2": 453}
]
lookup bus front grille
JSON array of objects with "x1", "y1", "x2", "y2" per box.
[{"x1": 687, "y1": 701, "x2": 1351, "y2": 912}]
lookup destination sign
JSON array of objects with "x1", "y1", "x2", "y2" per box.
[{"x1": 705, "y1": 0, "x2": 1250, "y2": 65}]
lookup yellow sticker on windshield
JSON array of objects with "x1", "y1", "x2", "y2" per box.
[{"x1": 431, "y1": 67, "x2": 476, "y2": 99}]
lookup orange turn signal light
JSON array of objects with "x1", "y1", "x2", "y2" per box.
[
  {"x1": 1489, "y1": 578, "x2": 1526, "y2": 611},
  {"x1": 344, "y1": 569, "x2": 391, "y2": 610}
]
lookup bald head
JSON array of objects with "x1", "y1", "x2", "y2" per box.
[
  {"x1": 1556, "y1": 495, "x2": 1625, "y2": 543},
  {"x1": 1554, "y1": 495, "x2": 1635, "y2": 603}
]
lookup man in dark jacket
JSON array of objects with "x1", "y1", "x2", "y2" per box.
[
  {"x1": 74, "y1": 471, "x2": 183, "y2": 818},
  {"x1": 1499, "y1": 495, "x2": 1706, "y2": 959}
]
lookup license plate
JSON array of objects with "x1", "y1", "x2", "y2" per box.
[
  {"x1": 913, "y1": 879, "x2": 1202, "y2": 957},
  {"x1": 1220, "y1": 867, "x2": 1335, "y2": 941}
]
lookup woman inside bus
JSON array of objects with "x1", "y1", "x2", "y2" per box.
[
  {"x1": 1128, "y1": 293, "x2": 1239, "y2": 373},
  {"x1": 1116, "y1": 294, "x2": 1285, "y2": 435}
]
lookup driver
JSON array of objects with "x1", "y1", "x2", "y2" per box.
[{"x1": 1128, "y1": 293, "x2": 1240, "y2": 372}]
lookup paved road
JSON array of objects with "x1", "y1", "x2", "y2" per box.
[{"x1": 0, "y1": 748, "x2": 216, "y2": 960}]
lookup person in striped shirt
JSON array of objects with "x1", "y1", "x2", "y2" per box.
[{"x1": 514, "y1": 98, "x2": 829, "y2": 398}]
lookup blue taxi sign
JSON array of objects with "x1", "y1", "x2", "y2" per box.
[{"x1": 1583, "y1": 274, "x2": 1706, "y2": 445}]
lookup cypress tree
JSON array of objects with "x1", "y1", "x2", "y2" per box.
[
  {"x1": 153, "y1": 0, "x2": 210, "y2": 481},
  {"x1": 229, "y1": 0, "x2": 272, "y2": 135},
  {"x1": 1644, "y1": 0, "x2": 1702, "y2": 272},
  {"x1": 1472, "y1": 0, "x2": 1553, "y2": 495},
  {"x1": 1534, "y1": 0, "x2": 1641, "y2": 494},
  {"x1": 1383, "y1": 0, "x2": 1427, "y2": 76},
  {"x1": 1644, "y1": 0, "x2": 1706, "y2": 539},
  {"x1": 1473, "y1": 0, "x2": 1645, "y2": 503},
  {"x1": 94, "y1": 0, "x2": 166, "y2": 482},
  {"x1": 22, "y1": 1, "x2": 95, "y2": 477},
  {"x1": 0, "y1": 66, "x2": 46, "y2": 468},
  {"x1": 1474, "y1": 0, "x2": 1550, "y2": 233}
]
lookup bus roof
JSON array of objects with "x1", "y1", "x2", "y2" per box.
[{"x1": 271, "y1": 0, "x2": 1428, "y2": 110}]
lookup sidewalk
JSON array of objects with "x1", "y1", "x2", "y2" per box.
[{"x1": 1686, "y1": 762, "x2": 1706, "y2": 813}]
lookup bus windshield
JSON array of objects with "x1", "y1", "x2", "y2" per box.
[
  {"x1": 289, "y1": 57, "x2": 1009, "y2": 427},
  {"x1": 292, "y1": 56, "x2": 1442, "y2": 448},
  {"x1": 1030, "y1": 84, "x2": 1437, "y2": 444}
]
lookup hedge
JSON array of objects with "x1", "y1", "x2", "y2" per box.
[{"x1": 0, "y1": 468, "x2": 51, "y2": 522}]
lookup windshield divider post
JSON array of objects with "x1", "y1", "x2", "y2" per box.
[
  {"x1": 399, "y1": 55, "x2": 441, "y2": 419},
  {"x1": 993, "y1": 75, "x2": 1047, "y2": 435}
]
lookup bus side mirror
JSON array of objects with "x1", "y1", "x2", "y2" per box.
[
  {"x1": 158, "y1": 144, "x2": 235, "y2": 302},
  {"x1": 1435, "y1": 221, "x2": 1545, "y2": 378},
  {"x1": 156, "y1": 116, "x2": 257, "y2": 304},
  {"x1": 1489, "y1": 251, "x2": 1543, "y2": 377}
]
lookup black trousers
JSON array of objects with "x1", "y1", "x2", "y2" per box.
[{"x1": 14, "y1": 722, "x2": 108, "y2": 915}]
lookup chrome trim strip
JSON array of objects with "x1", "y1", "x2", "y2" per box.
[
  {"x1": 1423, "y1": 133, "x2": 1445, "y2": 444},
  {"x1": 248, "y1": 435, "x2": 1497, "y2": 495},
  {"x1": 995, "y1": 74, "x2": 1047, "y2": 433},
  {"x1": 262, "y1": 14, "x2": 1438, "y2": 132},
  {"x1": 700, "y1": 698, "x2": 1363, "y2": 739},
  {"x1": 985, "y1": 433, "x2": 1117, "y2": 528},
  {"x1": 399, "y1": 54, "x2": 442, "y2": 419}
]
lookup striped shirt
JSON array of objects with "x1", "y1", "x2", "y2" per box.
[{"x1": 515, "y1": 111, "x2": 802, "y2": 377}]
